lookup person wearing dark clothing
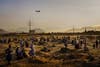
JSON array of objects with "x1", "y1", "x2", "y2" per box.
[
  {"x1": 74, "y1": 39, "x2": 80, "y2": 49},
  {"x1": 8, "y1": 38, "x2": 11, "y2": 44},
  {"x1": 5, "y1": 45, "x2": 12, "y2": 65},
  {"x1": 79, "y1": 39, "x2": 83, "y2": 49},
  {"x1": 29, "y1": 44, "x2": 35, "y2": 58},
  {"x1": 25, "y1": 41, "x2": 29, "y2": 48},
  {"x1": 93, "y1": 44, "x2": 96, "y2": 49},
  {"x1": 62, "y1": 37, "x2": 68, "y2": 48},
  {"x1": 15, "y1": 47, "x2": 21, "y2": 60},
  {"x1": 71, "y1": 39, "x2": 76, "y2": 46},
  {"x1": 95, "y1": 40, "x2": 99, "y2": 48},
  {"x1": 16, "y1": 47, "x2": 27, "y2": 59},
  {"x1": 20, "y1": 40, "x2": 24, "y2": 48},
  {"x1": 22, "y1": 48, "x2": 27, "y2": 58}
]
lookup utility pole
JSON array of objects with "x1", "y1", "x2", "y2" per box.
[
  {"x1": 85, "y1": 27, "x2": 87, "y2": 32},
  {"x1": 28, "y1": 10, "x2": 40, "y2": 34},
  {"x1": 29, "y1": 20, "x2": 31, "y2": 33},
  {"x1": 95, "y1": 27, "x2": 96, "y2": 32},
  {"x1": 73, "y1": 26, "x2": 75, "y2": 34}
]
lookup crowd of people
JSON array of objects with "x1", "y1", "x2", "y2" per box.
[
  {"x1": 0, "y1": 37, "x2": 35, "y2": 64},
  {"x1": 0, "y1": 35, "x2": 100, "y2": 65}
]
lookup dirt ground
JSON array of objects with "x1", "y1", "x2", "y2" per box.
[{"x1": 0, "y1": 35, "x2": 100, "y2": 67}]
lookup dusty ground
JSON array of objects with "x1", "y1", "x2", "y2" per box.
[{"x1": 0, "y1": 35, "x2": 100, "y2": 67}]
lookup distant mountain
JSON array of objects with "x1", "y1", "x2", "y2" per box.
[
  {"x1": 34, "y1": 28, "x2": 45, "y2": 33},
  {"x1": 30, "y1": 28, "x2": 45, "y2": 33},
  {"x1": 91, "y1": 25, "x2": 100, "y2": 31},
  {"x1": 0, "y1": 29, "x2": 8, "y2": 34}
]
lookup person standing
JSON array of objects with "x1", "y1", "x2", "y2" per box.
[
  {"x1": 95, "y1": 40, "x2": 99, "y2": 48},
  {"x1": 5, "y1": 44, "x2": 12, "y2": 65},
  {"x1": 29, "y1": 44, "x2": 35, "y2": 58},
  {"x1": 20, "y1": 39, "x2": 24, "y2": 48}
]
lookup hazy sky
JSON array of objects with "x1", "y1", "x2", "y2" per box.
[{"x1": 0, "y1": 0, "x2": 100, "y2": 32}]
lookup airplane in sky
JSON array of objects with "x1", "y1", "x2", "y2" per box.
[{"x1": 35, "y1": 10, "x2": 40, "y2": 12}]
